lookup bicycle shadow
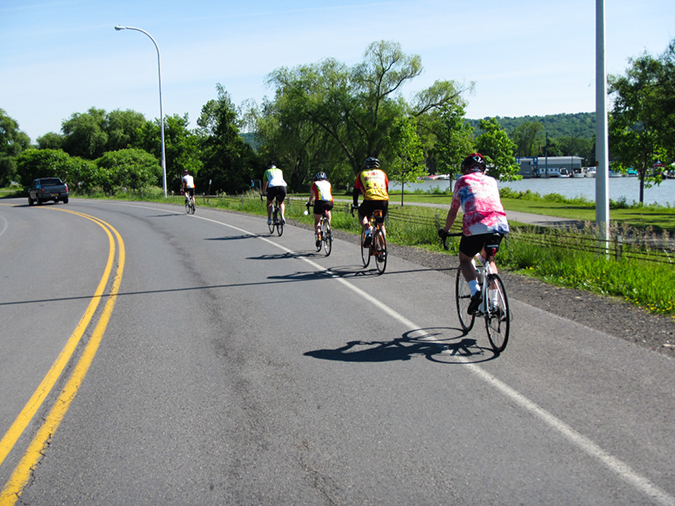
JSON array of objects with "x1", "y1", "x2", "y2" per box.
[
  {"x1": 205, "y1": 234, "x2": 258, "y2": 241},
  {"x1": 247, "y1": 251, "x2": 320, "y2": 261},
  {"x1": 304, "y1": 328, "x2": 497, "y2": 364}
]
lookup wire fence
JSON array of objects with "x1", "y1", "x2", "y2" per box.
[{"x1": 201, "y1": 193, "x2": 675, "y2": 265}]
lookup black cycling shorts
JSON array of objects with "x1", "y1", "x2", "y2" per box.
[
  {"x1": 266, "y1": 186, "x2": 287, "y2": 202},
  {"x1": 184, "y1": 188, "x2": 195, "y2": 197},
  {"x1": 358, "y1": 200, "x2": 388, "y2": 221},
  {"x1": 313, "y1": 201, "x2": 334, "y2": 216},
  {"x1": 459, "y1": 233, "x2": 505, "y2": 258}
]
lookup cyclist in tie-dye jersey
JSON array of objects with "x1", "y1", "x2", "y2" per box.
[{"x1": 440, "y1": 153, "x2": 509, "y2": 315}]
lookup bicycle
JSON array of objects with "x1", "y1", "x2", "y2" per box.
[
  {"x1": 261, "y1": 193, "x2": 283, "y2": 236},
  {"x1": 184, "y1": 191, "x2": 195, "y2": 214},
  {"x1": 305, "y1": 203, "x2": 332, "y2": 256},
  {"x1": 351, "y1": 205, "x2": 387, "y2": 274},
  {"x1": 441, "y1": 230, "x2": 510, "y2": 353}
]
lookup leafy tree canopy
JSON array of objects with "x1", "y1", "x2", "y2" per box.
[
  {"x1": 0, "y1": 109, "x2": 31, "y2": 186},
  {"x1": 475, "y1": 118, "x2": 521, "y2": 180}
]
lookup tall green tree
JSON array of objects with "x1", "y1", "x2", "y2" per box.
[
  {"x1": 475, "y1": 118, "x2": 520, "y2": 180},
  {"x1": 197, "y1": 84, "x2": 257, "y2": 194},
  {"x1": 0, "y1": 109, "x2": 31, "y2": 187},
  {"x1": 105, "y1": 109, "x2": 146, "y2": 152},
  {"x1": 386, "y1": 116, "x2": 426, "y2": 205},
  {"x1": 36, "y1": 132, "x2": 65, "y2": 150},
  {"x1": 61, "y1": 107, "x2": 108, "y2": 159},
  {"x1": 264, "y1": 40, "x2": 473, "y2": 178},
  {"x1": 137, "y1": 113, "x2": 202, "y2": 192},
  {"x1": 421, "y1": 101, "x2": 474, "y2": 179},
  {"x1": 609, "y1": 48, "x2": 668, "y2": 203},
  {"x1": 510, "y1": 121, "x2": 544, "y2": 157}
]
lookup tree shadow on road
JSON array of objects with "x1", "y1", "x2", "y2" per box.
[{"x1": 304, "y1": 327, "x2": 498, "y2": 364}]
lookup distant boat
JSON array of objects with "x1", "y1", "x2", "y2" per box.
[
  {"x1": 627, "y1": 168, "x2": 638, "y2": 177},
  {"x1": 609, "y1": 170, "x2": 623, "y2": 178},
  {"x1": 586, "y1": 167, "x2": 597, "y2": 178},
  {"x1": 559, "y1": 168, "x2": 571, "y2": 178},
  {"x1": 572, "y1": 168, "x2": 586, "y2": 178}
]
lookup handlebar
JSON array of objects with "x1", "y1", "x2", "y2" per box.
[{"x1": 438, "y1": 228, "x2": 463, "y2": 250}]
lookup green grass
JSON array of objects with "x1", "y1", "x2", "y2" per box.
[{"x1": 496, "y1": 228, "x2": 675, "y2": 316}]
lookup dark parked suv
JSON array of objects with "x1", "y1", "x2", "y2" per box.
[{"x1": 28, "y1": 177, "x2": 69, "y2": 205}]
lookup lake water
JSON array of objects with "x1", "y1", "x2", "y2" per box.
[{"x1": 394, "y1": 176, "x2": 674, "y2": 207}]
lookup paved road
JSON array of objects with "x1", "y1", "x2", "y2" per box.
[{"x1": 1, "y1": 198, "x2": 674, "y2": 505}]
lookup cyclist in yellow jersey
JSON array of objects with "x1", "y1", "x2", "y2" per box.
[
  {"x1": 353, "y1": 157, "x2": 389, "y2": 247},
  {"x1": 307, "y1": 171, "x2": 334, "y2": 247}
]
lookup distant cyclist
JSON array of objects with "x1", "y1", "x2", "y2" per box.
[
  {"x1": 182, "y1": 170, "x2": 195, "y2": 206},
  {"x1": 307, "y1": 171, "x2": 334, "y2": 247},
  {"x1": 262, "y1": 162, "x2": 287, "y2": 225},
  {"x1": 353, "y1": 157, "x2": 389, "y2": 247},
  {"x1": 440, "y1": 153, "x2": 510, "y2": 314}
]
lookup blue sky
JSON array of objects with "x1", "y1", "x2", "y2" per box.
[{"x1": 2, "y1": 0, "x2": 674, "y2": 142}]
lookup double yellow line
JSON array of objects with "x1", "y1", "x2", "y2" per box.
[{"x1": 0, "y1": 209, "x2": 125, "y2": 505}]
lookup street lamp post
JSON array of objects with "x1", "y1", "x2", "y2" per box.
[{"x1": 114, "y1": 25, "x2": 167, "y2": 197}]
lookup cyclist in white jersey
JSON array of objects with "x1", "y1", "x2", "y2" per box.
[
  {"x1": 182, "y1": 170, "x2": 195, "y2": 205},
  {"x1": 262, "y1": 163, "x2": 287, "y2": 225},
  {"x1": 307, "y1": 171, "x2": 334, "y2": 247}
]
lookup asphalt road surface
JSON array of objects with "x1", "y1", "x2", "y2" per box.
[{"x1": 1, "y1": 198, "x2": 674, "y2": 505}]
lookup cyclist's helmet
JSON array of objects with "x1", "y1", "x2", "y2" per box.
[
  {"x1": 364, "y1": 157, "x2": 380, "y2": 169},
  {"x1": 460, "y1": 153, "x2": 487, "y2": 174},
  {"x1": 268, "y1": 162, "x2": 277, "y2": 169},
  {"x1": 314, "y1": 171, "x2": 327, "y2": 181}
]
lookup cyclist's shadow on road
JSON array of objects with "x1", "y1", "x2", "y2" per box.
[{"x1": 304, "y1": 328, "x2": 497, "y2": 364}]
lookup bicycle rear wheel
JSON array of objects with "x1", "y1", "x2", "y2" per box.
[
  {"x1": 485, "y1": 274, "x2": 510, "y2": 353},
  {"x1": 276, "y1": 213, "x2": 284, "y2": 236},
  {"x1": 374, "y1": 229, "x2": 387, "y2": 274},
  {"x1": 323, "y1": 221, "x2": 332, "y2": 257},
  {"x1": 190, "y1": 201, "x2": 196, "y2": 214},
  {"x1": 455, "y1": 267, "x2": 475, "y2": 332},
  {"x1": 360, "y1": 229, "x2": 371, "y2": 267},
  {"x1": 185, "y1": 199, "x2": 190, "y2": 214}
]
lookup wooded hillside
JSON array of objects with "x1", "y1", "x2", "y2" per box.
[{"x1": 468, "y1": 112, "x2": 595, "y2": 139}]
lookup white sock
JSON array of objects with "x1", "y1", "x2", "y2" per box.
[{"x1": 468, "y1": 280, "x2": 480, "y2": 296}]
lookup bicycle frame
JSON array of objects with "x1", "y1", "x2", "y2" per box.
[{"x1": 446, "y1": 231, "x2": 510, "y2": 353}]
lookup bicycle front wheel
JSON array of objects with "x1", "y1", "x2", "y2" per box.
[
  {"x1": 374, "y1": 229, "x2": 387, "y2": 274},
  {"x1": 191, "y1": 201, "x2": 196, "y2": 214},
  {"x1": 455, "y1": 266, "x2": 475, "y2": 332},
  {"x1": 485, "y1": 274, "x2": 510, "y2": 353},
  {"x1": 276, "y1": 217, "x2": 284, "y2": 237},
  {"x1": 360, "y1": 229, "x2": 371, "y2": 267},
  {"x1": 323, "y1": 221, "x2": 332, "y2": 257}
]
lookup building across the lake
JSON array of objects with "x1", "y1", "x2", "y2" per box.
[{"x1": 517, "y1": 156, "x2": 584, "y2": 178}]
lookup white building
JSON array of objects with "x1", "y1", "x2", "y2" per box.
[{"x1": 517, "y1": 156, "x2": 584, "y2": 178}]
